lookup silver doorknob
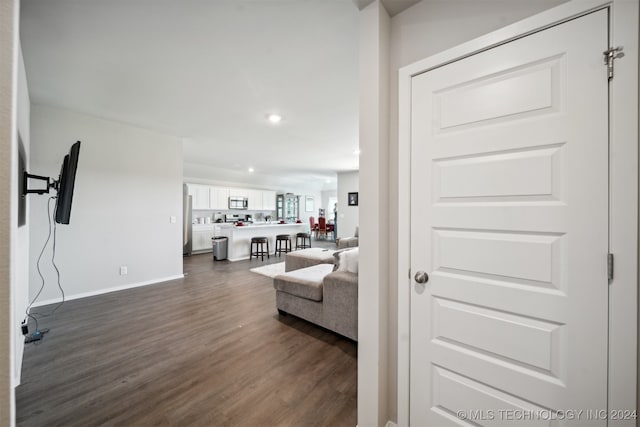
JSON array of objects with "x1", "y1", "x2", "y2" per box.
[{"x1": 414, "y1": 271, "x2": 429, "y2": 284}]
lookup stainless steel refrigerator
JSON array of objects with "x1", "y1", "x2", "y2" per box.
[{"x1": 183, "y1": 185, "x2": 192, "y2": 256}]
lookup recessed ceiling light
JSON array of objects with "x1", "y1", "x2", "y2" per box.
[
  {"x1": 353, "y1": 149, "x2": 361, "y2": 155},
  {"x1": 248, "y1": 167, "x2": 254, "y2": 173},
  {"x1": 325, "y1": 179, "x2": 331, "y2": 183},
  {"x1": 267, "y1": 114, "x2": 282, "y2": 124}
]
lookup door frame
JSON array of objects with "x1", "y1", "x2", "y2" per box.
[{"x1": 396, "y1": 1, "x2": 638, "y2": 425}]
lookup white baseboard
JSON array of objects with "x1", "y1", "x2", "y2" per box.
[
  {"x1": 30, "y1": 274, "x2": 185, "y2": 307},
  {"x1": 386, "y1": 422, "x2": 398, "y2": 427}
]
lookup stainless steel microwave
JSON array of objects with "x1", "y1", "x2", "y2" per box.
[{"x1": 229, "y1": 196, "x2": 248, "y2": 210}]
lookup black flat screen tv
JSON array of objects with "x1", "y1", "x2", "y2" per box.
[
  {"x1": 54, "y1": 141, "x2": 81, "y2": 224},
  {"x1": 18, "y1": 136, "x2": 26, "y2": 227}
]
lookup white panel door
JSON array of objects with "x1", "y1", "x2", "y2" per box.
[{"x1": 410, "y1": 10, "x2": 609, "y2": 426}]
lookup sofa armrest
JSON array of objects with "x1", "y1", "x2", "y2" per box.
[
  {"x1": 323, "y1": 271, "x2": 358, "y2": 340},
  {"x1": 337, "y1": 237, "x2": 358, "y2": 249}
]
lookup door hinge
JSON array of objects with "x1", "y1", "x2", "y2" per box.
[
  {"x1": 607, "y1": 253, "x2": 614, "y2": 281},
  {"x1": 603, "y1": 46, "x2": 624, "y2": 80}
]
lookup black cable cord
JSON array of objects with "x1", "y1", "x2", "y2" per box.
[
  {"x1": 25, "y1": 197, "x2": 56, "y2": 331},
  {"x1": 50, "y1": 202, "x2": 65, "y2": 314},
  {"x1": 28, "y1": 197, "x2": 67, "y2": 321}
]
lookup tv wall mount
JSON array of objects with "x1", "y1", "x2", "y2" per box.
[{"x1": 23, "y1": 172, "x2": 60, "y2": 196}]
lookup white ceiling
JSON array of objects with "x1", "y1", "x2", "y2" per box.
[
  {"x1": 20, "y1": 0, "x2": 362, "y2": 191},
  {"x1": 354, "y1": 0, "x2": 420, "y2": 17}
]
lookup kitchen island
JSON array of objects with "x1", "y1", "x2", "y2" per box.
[{"x1": 217, "y1": 223, "x2": 309, "y2": 261}]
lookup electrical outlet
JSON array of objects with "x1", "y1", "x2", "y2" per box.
[
  {"x1": 120, "y1": 266, "x2": 128, "y2": 275},
  {"x1": 170, "y1": 216, "x2": 177, "y2": 224}
]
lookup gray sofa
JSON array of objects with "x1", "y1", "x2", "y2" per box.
[
  {"x1": 284, "y1": 248, "x2": 335, "y2": 272},
  {"x1": 273, "y1": 262, "x2": 358, "y2": 341},
  {"x1": 336, "y1": 225, "x2": 359, "y2": 249}
]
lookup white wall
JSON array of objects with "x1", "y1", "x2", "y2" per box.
[
  {"x1": 297, "y1": 191, "x2": 322, "y2": 231},
  {"x1": 336, "y1": 171, "x2": 359, "y2": 239},
  {"x1": 383, "y1": 0, "x2": 570, "y2": 423},
  {"x1": 321, "y1": 189, "x2": 337, "y2": 214},
  {"x1": 320, "y1": 189, "x2": 338, "y2": 230},
  {"x1": 28, "y1": 105, "x2": 183, "y2": 305},
  {"x1": 13, "y1": 43, "x2": 30, "y2": 387},
  {"x1": 358, "y1": 1, "x2": 389, "y2": 425},
  {"x1": 1, "y1": 0, "x2": 17, "y2": 423},
  {"x1": 388, "y1": 0, "x2": 568, "y2": 68}
]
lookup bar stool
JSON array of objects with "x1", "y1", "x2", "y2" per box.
[
  {"x1": 275, "y1": 234, "x2": 292, "y2": 257},
  {"x1": 250, "y1": 237, "x2": 269, "y2": 261},
  {"x1": 295, "y1": 232, "x2": 311, "y2": 250}
]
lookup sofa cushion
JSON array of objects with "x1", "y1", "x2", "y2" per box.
[
  {"x1": 285, "y1": 248, "x2": 336, "y2": 272},
  {"x1": 333, "y1": 247, "x2": 358, "y2": 273},
  {"x1": 332, "y1": 247, "x2": 350, "y2": 268},
  {"x1": 336, "y1": 247, "x2": 358, "y2": 273},
  {"x1": 273, "y1": 263, "x2": 335, "y2": 301}
]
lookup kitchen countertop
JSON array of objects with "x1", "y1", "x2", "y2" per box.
[
  {"x1": 216, "y1": 223, "x2": 308, "y2": 261},
  {"x1": 229, "y1": 223, "x2": 305, "y2": 229},
  {"x1": 192, "y1": 222, "x2": 304, "y2": 229}
]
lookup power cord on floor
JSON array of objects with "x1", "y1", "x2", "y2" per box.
[{"x1": 24, "y1": 196, "x2": 65, "y2": 343}]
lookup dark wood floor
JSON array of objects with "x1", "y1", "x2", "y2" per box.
[{"x1": 15, "y1": 238, "x2": 356, "y2": 426}]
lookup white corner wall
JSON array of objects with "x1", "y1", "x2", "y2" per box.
[
  {"x1": 388, "y1": 0, "x2": 569, "y2": 68},
  {"x1": 337, "y1": 171, "x2": 359, "y2": 238},
  {"x1": 13, "y1": 43, "x2": 30, "y2": 387},
  {"x1": 1, "y1": 0, "x2": 17, "y2": 424},
  {"x1": 28, "y1": 105, "x2": 183, "y2": 305},
  {"x1": 358, "y1": 1, "x2": 390, "y2": 426}
]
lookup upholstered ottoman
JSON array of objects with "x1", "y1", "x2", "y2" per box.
[
  {"x1": 284, "y1": 248, "x2": 335, "y2": 272},
  {"x1": 273, "y1": 263, "x2": 357, "y2": 340},
  {"x1": 274, "y1": 264, "x2": 334, "y2": 302},
  {"x1": 273, "y1": 264, "x2": 334, "y2": 329}
]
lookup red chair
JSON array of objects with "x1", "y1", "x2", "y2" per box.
[
  {"x1": 309, "y1": 216, "x2": 319, "y2": 238},
  {"x1": 317, "y1": 217, "x2": 327, "y2": 240},
  {"x1": 326, "y1": 223, "x2": 335, "y2": 240}
]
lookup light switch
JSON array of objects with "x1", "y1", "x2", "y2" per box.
[{"x1": 170, "y1": 216, "x2": 177, "y2": 224}]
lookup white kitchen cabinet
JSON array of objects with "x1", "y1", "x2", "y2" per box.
[
  {"x1": 188, "y1": 184, "x2": 211, "y2": 210},
  {"x1": 229, "y1": 188, "x2": 248, "y2": 198},
  {"x1": 210, "y1": 186, "x2": 230, "y2": 210},
  {"x1": 188, "y1": 183, "x2": 277, "y2": 212},
  {"x1": 192, "y1": 228, "x2": 214, "y2": 252},
  {"x1": 247, "y1": 189, "x2": 262, "y2": 210},
  {"x1": 262, "y1": 191, "x2": 276, "y2": 211}
]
